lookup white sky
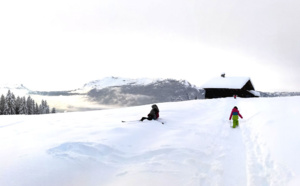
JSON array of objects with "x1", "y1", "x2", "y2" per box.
[{"x1": 0, "y1": 0, "x2": 299, "y2": 91}]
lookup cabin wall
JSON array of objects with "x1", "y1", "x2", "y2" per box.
[
  {"x1": 242, "y1": 80, "x2": 255, "y2": 90},
  {"x1": 204, "y1": 89, "x2": 257, "y2": 99}
]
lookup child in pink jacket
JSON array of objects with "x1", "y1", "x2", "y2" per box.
[{"x1": 229, "y1": 106, "x2": 243, "y2": 128}]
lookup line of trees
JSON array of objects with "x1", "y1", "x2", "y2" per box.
[{"x1": 0, "y1": 90, "x2": 56, "y2": 115}]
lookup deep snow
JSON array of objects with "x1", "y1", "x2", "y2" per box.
[{"x1": 0, "y1": 96, "x2": 300, "y2": 186}]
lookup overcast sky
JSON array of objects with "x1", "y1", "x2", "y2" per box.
[{"x1": 0, "y1": 0, "x2": 299, "y2": 91}]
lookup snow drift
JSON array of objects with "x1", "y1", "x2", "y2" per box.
[{"x1": 0, "y1": 96, "x2": 300, "y2": 186}]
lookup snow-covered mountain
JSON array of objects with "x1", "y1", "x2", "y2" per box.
[
  {"x1": 82, "y1": 77, "x2": 163, "y2": 91},
  {"x1": 259, "y1": 91, "x2": 300, "y2": 97},
  {"x1": 84, "y1": 77, "x2": 204, "y2": 106},
  {"x1": 0, "y1": 83, "x2": 28, "y2": 90},
  {"x1": 0, "y1": 83, "x2": 30, "y2": 96},
  {"x1": 1, "y1": 96, "x2": 299, "y2": 186}
]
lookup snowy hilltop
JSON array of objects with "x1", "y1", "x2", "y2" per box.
[
  {"x1": 82, "y1": 77, "x2": 163, "y2": 91},
  {"x1": 85, "y1": 77, "x2": 204, "y2": 106},
  {"x1": 0, "y1": 96, "x2": 299, "y2": 186},
  {"x1": 79, "y1": 76, "x2": 194, "y2": 92}
]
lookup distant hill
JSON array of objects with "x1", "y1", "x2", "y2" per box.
[
  {"x1": 29, "y1": 90, "x2": 83, "y2": 96},
  {"x1": 258, "y1": 91, "x2": 300, "y2": 97},
  {"x1": 85, "y1": 77, "x2": 205, "y2": 106},
  {"x1": 0, "y1": 84, "x2": 30, "y2": 96}
]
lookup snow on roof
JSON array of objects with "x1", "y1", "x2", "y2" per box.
[
  {"x1": 201, "y1": 77, "x2": 251, "y2": 89},
  {"x1": 248, "y1": 90, "x2": 260, "y2": 97}
]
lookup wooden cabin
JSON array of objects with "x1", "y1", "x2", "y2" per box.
[{"x1": 202, "y1": 74, "x2": 259, "y2": 99}]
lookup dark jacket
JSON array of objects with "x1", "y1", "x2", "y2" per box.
[{"x1": 148, "y1": 104, "x2": 159, "y2": 119}]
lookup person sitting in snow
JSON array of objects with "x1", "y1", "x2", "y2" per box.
[
  {"x1": 140, "y1": 104, "x2": 159, "y2": 121},
  {"x1": 229, "y1": 106, "x2": 243, "y2": 128}
]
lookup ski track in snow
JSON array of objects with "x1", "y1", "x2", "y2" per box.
[
  {"x1": 0, "y1": 97, "x2": 296, "y2": 186},
  {"x1": 241, "y1": 118, "x2": 292, "y2": 186}
]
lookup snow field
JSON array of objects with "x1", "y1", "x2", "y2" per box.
[{"x1": 0, "y1": 97, "x2": 299, "y2": 186}]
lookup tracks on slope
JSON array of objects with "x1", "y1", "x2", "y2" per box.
[{"x1": 240, "y1": 119, "x2": 292, "y2": 186}]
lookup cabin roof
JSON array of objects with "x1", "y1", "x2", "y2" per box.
[{"x1": 201, "y1": 77, "x2": 251, "y2": 89}]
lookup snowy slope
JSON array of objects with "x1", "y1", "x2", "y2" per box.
[{"x1": 0, "y1": 97, "x2": 299, "y2": 186}]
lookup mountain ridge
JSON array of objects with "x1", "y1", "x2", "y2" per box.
[
  {"x1": 1, "y1": 77, "x2": 300, "y2": 99},
  {"x1": 87, "y1": 78, "x2": 204, "y2": 106}
]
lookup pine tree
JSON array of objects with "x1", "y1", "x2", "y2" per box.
[
  {"x1": 39, "y1": 104, "x2": 43, "y2": 114},
  {"x1": 31, "y1": 100, "x2": 35, "y2": 114},
  {"x1": 46, "y1": 105, "x2": 50, "y2": 114},
  {"x1": 27, "y1": 96, "x2": 34, "y2": 115},
  {"x1": 44, "y1": 100, "x2": 49, "y2": 114},
  {"x1": 51, "y1": 107, "x2": 56, "y2": 113},
  {"x1": 6, "y1": 90, "x2": 16, "y2": 115},
  {"x1": 19, "y1": 97, "x2": 28, "y2": 115},
  {"x1": 15, "y1": 96, "x2": 21, "y2": 114},
  {"x1": 0, "y1": 91, "x2": 54, "y2": 115},
  {"x1": 35, "y1": 103, "x2": 39, "y2": 114},
  {"x1": 3, "y1": 101, "x2": 9, "y2": 115},
  {"x1": 0, "y1": 95, "x2": 5, "y2": 115},
  {"x1": 39, "y1": 100, "x2": 45, "y2": 114},
  {"x1": 23, "y1": 97, "x2": 28, "y2": 114}
]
